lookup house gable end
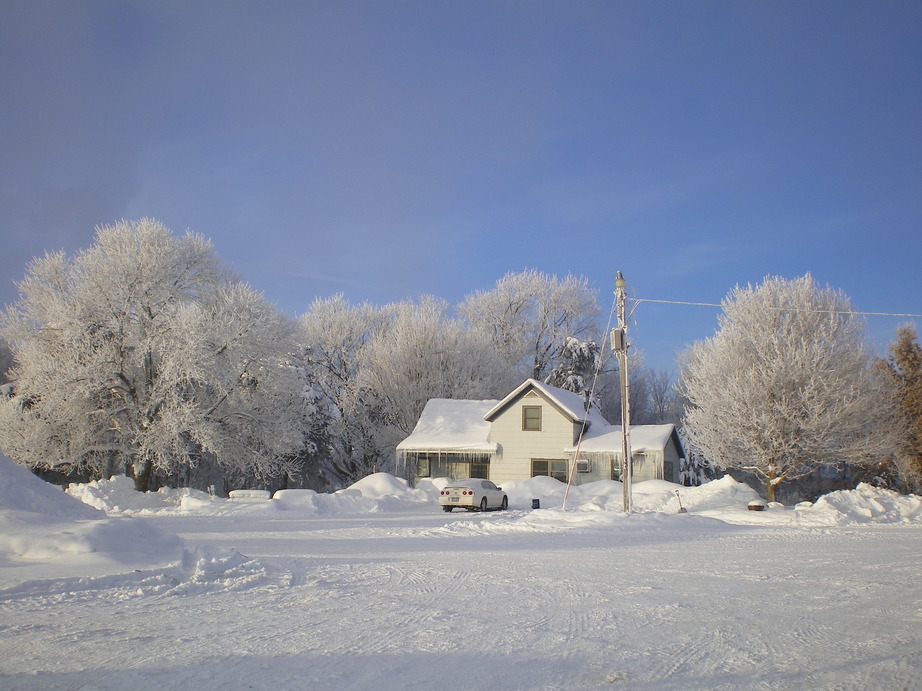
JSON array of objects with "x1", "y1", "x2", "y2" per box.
[{"x1": 484, "y1": 379, "x2": 587, "y2": 425}]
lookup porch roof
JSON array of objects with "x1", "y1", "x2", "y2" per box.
[
  {"x1": 396, "y1": 398, "x2": 499, "y2": 454},
  {"x1": 568, "y1": 424, "x2": 682, "y2": 456}
]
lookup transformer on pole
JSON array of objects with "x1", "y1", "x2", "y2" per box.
[{"x1": 612, "y1": 271, "x2": 633, "y2": 513}]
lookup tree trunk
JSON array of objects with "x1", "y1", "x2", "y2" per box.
[{"x1": 765, "y1": 480, "x2": 777, "y2": 503}]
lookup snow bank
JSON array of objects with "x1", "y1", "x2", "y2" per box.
[
  {"x1": 62, "y1": 471, "x2": 436, "y2": 518},
  {"x1": 0, "y1": 453, "x2": 103, "y2": 520},
  {"x1": 807, "y1": 483, "x2": 922, "y2": 525},
  {"x1": 276, "y1": 474, "x2": 434, "y2": 514},
  {"x1": 496, "y1": 474, "x2": 922, "y2": 527},
  {"x1": 0, "y1": 454, "x2": 184, "y2": 587},
  {"x1": 500, "y1": 475, "x2": 570, "y2": 508},
  {"x1": 273, "y1": 488, "x2": 376, "y2": 514},
  {"x1": 0, "y1": 510, "x2": 182, "y2": 565},
  {"x1": 498, "y1": 475, "x2": 761, "y2": 514},
  {"x1": 22, "y1": 461, "x2": 922, "y2": 529},
  {"x1": 67, "y1": 475, "x2": 216, "y2": 514}
]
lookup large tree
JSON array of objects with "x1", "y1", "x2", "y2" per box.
[
  {"x1": 298, "y1": 294, "x2": 389, "y2": 486},
  {"x1": 544, "y1": 337, "x2": 601, "y2": 394},
  {"x1": 360, "y1": 296, "x2": 516, "y2": 437},
  {"x1": 679, "y1": 275, "x2": 894, "y2": 501},
  {"x1": 459, "y1": 269, "x2": 601, "y2": 381},
  {"x1": 0, "y1": 219, "x2": 310, "y2": 491},
  {"x1": 881, "y1": 324, "x2": 922, "y2": 492}
]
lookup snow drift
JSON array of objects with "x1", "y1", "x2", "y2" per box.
[
  {"x1": 0, "y1": 453, "x2": 183, "y2": 586},
  {"x1": 809, "y1": 482, "x2": 922, "y2": 524}
]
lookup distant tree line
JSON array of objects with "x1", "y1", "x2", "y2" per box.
[{"x1": 1, "y1": 220, "x2": 917, "y2": 499}]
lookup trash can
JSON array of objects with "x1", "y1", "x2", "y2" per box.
[{"x1": 531, "y1": 498, "x2": 540, "y2": 509}]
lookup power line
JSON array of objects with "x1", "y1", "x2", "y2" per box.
[{"x1": 630, "y1": 297, "x2": 922, "y2": 319}]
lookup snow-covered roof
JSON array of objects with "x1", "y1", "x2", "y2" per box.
[
  {"x1": 483, "y1": 378, "x2": 610, "y2": 427},
  {"x1": 573, "y1": 424, "x2": 683, "y2": 456},
  {"x1": 396, "y1": 398, "x2": 499, "y2": 453}
]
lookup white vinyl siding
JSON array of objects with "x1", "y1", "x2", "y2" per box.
[{"x1": 488, "y1": 397, "x2": 580, "y2": 486}]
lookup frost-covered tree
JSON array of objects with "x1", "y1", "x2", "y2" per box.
[
  {"x1": 0, "y1": 338, "x2": 14, "y2": 385},
  {"x1": 679, "y1": 275, "x2": 895, "y2": 502},
  {"x1": 0, "y1": 219, "x2": 310, "y2": 491},
  {"x1": 361, "y1": 296, "x2": 517, "y2": 439},
  {"x1": 459, "y1": 270, "x2": 601, "y2": 381},
  {"x1": 545, "y1": 337, "x2": 601, "y2": 394},
  {"x1": 298, "y1": 294, "x2": 389, "y2": 487},
  {"x1": 881, "y1": 324, "x2": 922, "y2": 492}
]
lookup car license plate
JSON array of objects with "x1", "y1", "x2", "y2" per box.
[{"x1": 451, "y1": 497, "x2": 459, "y2": 502}]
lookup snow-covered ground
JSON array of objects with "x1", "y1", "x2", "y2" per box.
[{"x1": 2, "y1": 453, "x2": 921, "y2": 690}]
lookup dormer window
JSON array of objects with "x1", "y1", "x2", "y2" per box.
[{"x1": 523, "y1": 405, "x2": 542, "y2": 431}]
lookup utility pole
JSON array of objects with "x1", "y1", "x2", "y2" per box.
[{"x1": 612, "y1": 271, "x2": 633, "y2": 513}]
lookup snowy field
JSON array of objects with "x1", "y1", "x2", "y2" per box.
[{"x1": 2, "y1": 455, "x2": 921, "y2": 690}]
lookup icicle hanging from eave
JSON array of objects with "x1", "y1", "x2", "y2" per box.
[
  {"x1": 397, "y1": 448, "x2": 498, "y2": 475},
  {"x1": 574, "y1": 450, "x2": 620, "y2": 466}
]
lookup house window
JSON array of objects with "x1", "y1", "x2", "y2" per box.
[
  {"x1": 532, "y1": 459, "x2": 567, "y2": 482},
  {"x1": 522, "y1": 406, "x2": 542, "y2": 431},
  {"x1": 471, "y1": 457, "x2": 490, "y2": 479},
  {"x1": 415, "y1": 453, "x2": 434, "y2": 477}
]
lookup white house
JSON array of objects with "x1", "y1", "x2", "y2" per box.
[{"x1": 396, "y1": 378, "x2": 685, "y2": 486}]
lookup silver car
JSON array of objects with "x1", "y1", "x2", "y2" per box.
[{"x1": 439, "y1": 478, "x2": 508, "y2": 512}]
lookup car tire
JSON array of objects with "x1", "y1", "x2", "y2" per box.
[
  {"x1": 443, "y1": 506, "x2": 453, "y2": 512},
  {"x1": 480, "y1": 497, "x2": 488, "y2": 512},
  {"x1": 500, "y1": 496, "x2": 508, "y2": 511}
]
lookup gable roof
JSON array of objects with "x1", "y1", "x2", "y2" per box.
[
  {"x1": 483, "y1": 378, "x2": 610, "y2": 428},
  {"x1": 396, "y1": 398, "x2": 498, "y2": 453}
]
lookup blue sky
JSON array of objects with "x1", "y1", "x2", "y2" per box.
[{"x1": 2, "y1": 1, "x2": 920, "y2": 371}]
